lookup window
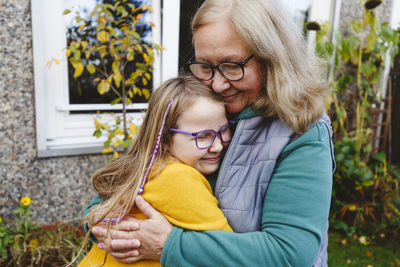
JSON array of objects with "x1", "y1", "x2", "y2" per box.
[{"x1": 31, "y1": 0, "x2": 180, "y2": 157}]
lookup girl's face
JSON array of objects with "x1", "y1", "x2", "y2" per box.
[
  {"x1": 193, "y1": 20, "x2": 265, "y2": 114},
  {"x1": 167, "y1": 97, "x2": 230, "y2": 175}
]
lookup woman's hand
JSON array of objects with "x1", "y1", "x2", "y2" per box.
[{"x1": 92, "y1": 196, "x2": 173, "y2": 263}]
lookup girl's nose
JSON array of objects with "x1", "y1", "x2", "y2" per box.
[
  {"x1": 211, "y1": 71, "x2": 230, "y2": 94},
  {"x1": 209, "y1": 136, "x2": 223, "y2": 153}
]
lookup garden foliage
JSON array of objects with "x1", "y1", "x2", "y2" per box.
[
  {"x1": 0, "y1": 197, "x2": 83, "y2": 266},
  {"x1": 63, "y1": 0, "x2": 163, "y2": 159},
  {"x1": 308, "y1": 0, "x2": 400, "y2": 237}
]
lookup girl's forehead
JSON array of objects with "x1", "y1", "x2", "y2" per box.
[{"x1": 178, "y1": 97, "x2": 225, "y2": 121}]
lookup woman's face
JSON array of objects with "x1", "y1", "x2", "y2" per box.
[{"x1": 193, "y1": 20, "x2": 265, "y2": 114}]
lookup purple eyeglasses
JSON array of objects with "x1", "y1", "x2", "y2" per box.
[{"x1": 170, "y1": 121, "x2": 234, "y2": 149}]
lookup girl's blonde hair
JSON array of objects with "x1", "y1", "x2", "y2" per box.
[
  {"x1": 88, "y1": 75, "x2": 224, "y2": 228},
  {"x1": 192, "y1": 0, "x2": 328, "y2": 134}
]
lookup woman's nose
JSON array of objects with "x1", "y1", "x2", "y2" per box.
[
  {"x1": 211, "y1": 71, "x2": 230, "y2": 94},
  {"x1": 209, "y1": 136, "x2": 223, "y2": 152}
]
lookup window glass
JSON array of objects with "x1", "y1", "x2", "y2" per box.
[
  {"x1": 64, "y1": 0, "x2": 153, "y2": 106},
  {"x1": 178, "y1": 0, "x2": 204, "y2": 74}
]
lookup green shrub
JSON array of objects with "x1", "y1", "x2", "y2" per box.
[
  {"x1": 0, "y1": 197, "x2": 84, "y2": 267},
  {"x1": 331, "y1": 138, "x2": 400, "y2": 237},
  {"x1": 307, "y1": 0, "x2": 400, "y2": 237}
]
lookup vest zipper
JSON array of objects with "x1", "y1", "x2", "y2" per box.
[{"x1": 215, "y1": 119, "x2": 244, "y2": 196}]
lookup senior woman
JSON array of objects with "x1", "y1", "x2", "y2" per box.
[{"x1": 86, "y1": 0, "x2": 335, "y2": 266}]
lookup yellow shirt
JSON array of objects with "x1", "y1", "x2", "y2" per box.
[{"x1": 78, "y1": 162, "x2": 232, "y2": 267}]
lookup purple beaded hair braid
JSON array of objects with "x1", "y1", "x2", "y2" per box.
[
  {"x1": 138, "y1": 98, "x2": 174, "y2": 194},
  {"x1": 103, "y1": 98, "x2": 174, "y2": 223}
]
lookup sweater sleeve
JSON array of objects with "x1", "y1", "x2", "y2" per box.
[
  {"x1": 160, "y1": 123, "x2": 333, "y2": 267},
  {"x1": 83, "y1": 194, "x2": 105, "y2": 218},
  {"x1": 83, "y1": 194, "x2": 105, "y2": 242}
]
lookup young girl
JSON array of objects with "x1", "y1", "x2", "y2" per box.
[{"x1": 78, "y1": 76, "x2": 232, "y2": 267}]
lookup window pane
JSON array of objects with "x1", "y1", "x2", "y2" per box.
[
  {"x1": 64, "y1": 0, "x2": 153, "y2": 105},
  {"x1": 178, "y1": 0, "x2": 205, "y2": 74}
]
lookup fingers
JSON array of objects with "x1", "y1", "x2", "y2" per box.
[
  {"x1": 92, "y1": 225, "x2": 107, "y2": 240},
  {"x1": 92, "y1": 217, "x2": 139, "y2": 238},
  {"x1": 97, "y1": 238, "x2": 140, "y2": 251},
  {"x1": 109, "y1": 229, "x2": 137, "y2": 240},
  {"x1": 114, "y1": 255, "x2": 144, "y2": 264},
  {"x1": 113, "y1": 216, "x2": 140, "y2": 231},
  {"x1": 96, "y1": 240, "x2": 143, "y2": 264},
  {"x1": 93, "y1": 229, "x2": 140, "y2": 250},
  {"x1": 135, "y1": 195, "x2": 159, "y2": 219},
  {"x1": 110, "y1": 249, "x2": 140, "y2": 259}
]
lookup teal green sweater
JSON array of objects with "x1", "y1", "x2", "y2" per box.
[{"x1": 160, "y1": 117, "x2": 333, "y2": 266}]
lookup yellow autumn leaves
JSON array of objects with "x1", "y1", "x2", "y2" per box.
[
  {"x1": 61, "y1": 1, "x2": 160, "y2": 97},
  {"x1": 130, "y1": 123, "x2": 138, "y2": 136},
  {"x1": 49, "y1": 0, "x2": 164, "y2": 100},
  {"x1": 94, "y1": 116, "x2": 139, "y2": 158},
  {"x1": 97, "y1": 31, "x2": 110, "y2": 43}
]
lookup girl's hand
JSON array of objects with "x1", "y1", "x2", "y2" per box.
[{"x1": 92, "y1": 196, "x2": 173, "y2": 263}]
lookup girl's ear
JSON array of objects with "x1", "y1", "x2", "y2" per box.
[
  {"x1": 165, "y1": 135, "x2": 175, "y2": 153},
  {"x1": 164, "y1": 138, "x2": 170, "y2": 151}
]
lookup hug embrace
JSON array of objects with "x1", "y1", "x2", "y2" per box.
[{"x1": 78, "y1": 0, "x2": 335, "y2": 266}]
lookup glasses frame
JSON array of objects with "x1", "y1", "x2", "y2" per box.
[
  {"x1": 187, "y1": 55, "x2": 254, "y2": 81},
  {"x1": 170, "y1": 121, "x2": 234, "y2": 150}
]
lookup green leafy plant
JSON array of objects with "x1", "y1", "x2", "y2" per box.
[
  {"x1": 62, "y1": 0, "x2": 163, "y2": 159},
  {"x1": 308, "y1": 0, "x2": 400, "y2": 237},
  {"x1": 0, "y1": 217, "x2": 12, "y2": 262},
  {"x1": 312, "y1": 1, "x2": 399, "y2": 154},
  {"x1": 13, "y1": 197, "x2": 37, "y2": 243},
  {"x1": 0, "y1": 197, "x2": 84, "y2": 267},
  {"x1": 331, "y1": 138, "x2": 400, "y2": 237},
  {"x1": 0, "y1": 197, "x2": 35, "y2": 264},
  {"x1": 8, "y1": 224, "x2": 84, "y2": 267}
]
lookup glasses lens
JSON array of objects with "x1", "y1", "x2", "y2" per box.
[
  {"x1": 196, "y1": 131, "x2": 216, "y2": 149},
  {"x1": 189, "y1": 63, "x2": 213, "y2": 80},
  {"x1": 219, "y1": 125, "x2": 232, "y2": 143},
  {"x1": 219, "y1": 63, "x2": 244, "y2": 81}
]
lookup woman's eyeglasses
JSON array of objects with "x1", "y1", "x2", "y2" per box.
[
  {"x1": 187, "y1": 55, "x2": 254, "y2": 81},
  {"x1": 170, "y1": 122, "x2": 234, "y2": 149}
]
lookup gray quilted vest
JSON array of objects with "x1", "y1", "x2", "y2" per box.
[{"x1": 215, "y1": 113, "x2": 335, "y2": 267}]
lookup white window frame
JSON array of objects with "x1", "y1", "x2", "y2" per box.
[{"x1": 31, "y1": 0, "x2": 180, "y2": 157}]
